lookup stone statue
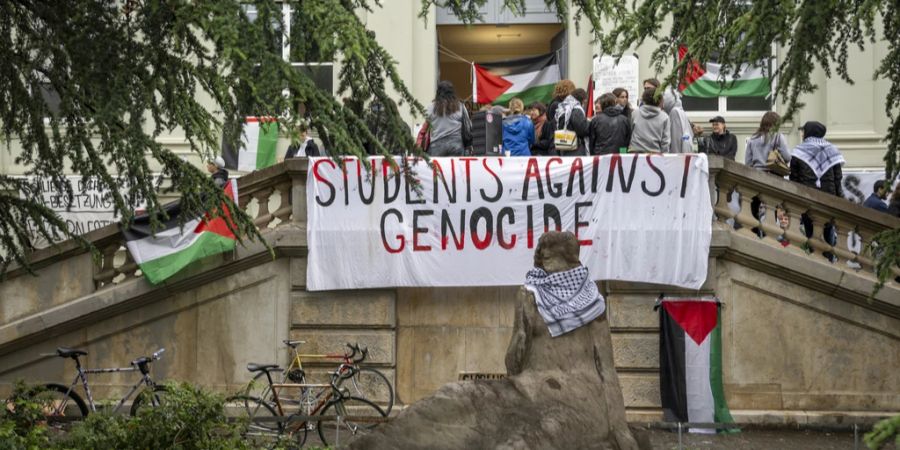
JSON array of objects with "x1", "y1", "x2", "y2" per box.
[{"x1": 350, "y1": 232, "x2": 643, "y2": 450}]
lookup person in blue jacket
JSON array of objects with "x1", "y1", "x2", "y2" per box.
[{"x1": 502, "y1": 97, "x2": 534, "y2": 156}]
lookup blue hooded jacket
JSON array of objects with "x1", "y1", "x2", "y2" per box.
[{"x1": 502, "y1": 114, "x2": 534, "y2": 156}]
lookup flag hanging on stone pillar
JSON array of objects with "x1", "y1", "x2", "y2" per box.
[{"x1": 657, "y1": 296, "x2": 735, "y2": 433}]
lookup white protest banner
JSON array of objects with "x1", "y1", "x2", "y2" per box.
[
  {"x1": 307, "y1": 154, "x2": 712, "y2": 291},
  {"x1": 841, "y1": 170, "x2": 898, "y2": 205},
  {"x1": 17, "y1": 176, "x2": 121, "y2": 248},
  {"x1": 593, "y1": 54, "x2": 640, "y2": 110}
]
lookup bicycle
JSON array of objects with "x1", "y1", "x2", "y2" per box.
[
  {"x1": 245, "y1": 340, "x2": 394, "y2": 417},
  {"x1": 23, "y1": 346, "x2": 168, "y2": 423},
  {"x1": 228, "y1": 349, "x2": 387, "y2": 447}
]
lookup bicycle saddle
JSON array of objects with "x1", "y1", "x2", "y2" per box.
[
  {"x1": 246, "y1": 363, "x2": 282, "y2": 373},
  {"x1": 56, "y1": 347, "x2": 88, "y2": 358},
  {"x1": 282, "y1": 339, "x2": 306, "y2": 348}
]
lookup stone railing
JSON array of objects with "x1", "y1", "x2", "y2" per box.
[
  {"x1": 5, "y1": 156, "x2": 897, "y2": 295},
  {"x1": 708, "y1": 157, "x2": 900, "y2": 278}
]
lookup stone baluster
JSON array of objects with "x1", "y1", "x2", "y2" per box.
[
  {"x1": 119, "y1": 249, "x2": 139, "y2": 279},
  {"x1": 291, "y1": 172, "x2": 307, "y2": 228},
  {"x1": 238, "y1": 193, "x2": 252, "y2": 214},
  {"x1": 733, "y1": 185, "x2": 760, "y2": 237},
  {"x1": 780, "y1": 200, "x2": 809, "y2": 251},
  {"x1": 252, "y1": 187, "x2": 275, "y2": 228},
  {"x1": 830, "y1": 217, "x2": 860, "y2": 266},
  {"x1": 713, "y1": 180, "x2": 737, "y2": 224},
  {"x1": 93, "y1": 241, "x2": 120, "y2": 288},
  {"x1": 805, "y1": 210, "x2": 834, "y2": 259},
  {"x1": 272, "y1": 181, "x2": 293, "y2": 226},
  {"x1": 853, "y1": 225, "x2": 880, "y2": 272},
  {"x1": 757, "y1": 192, "x2": 785, "y2": 241}
]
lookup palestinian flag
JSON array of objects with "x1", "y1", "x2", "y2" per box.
[
  {"x1": 473, "y1": 53, "x2": 560, "y2": 106},
  {"x1": 223, "y1": 117, "x2": 278, "y2": 172},
  {"x1": 658, "y1": 297, "x2": 735, "y2": 433},
  {"x1": 678, "y1": 46, "x2": 770, "y2": 98},
  {"x1": 124, "y1": 179, "x2": 239, "y2": 285}
]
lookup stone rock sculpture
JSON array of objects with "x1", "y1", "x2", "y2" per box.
[{"x1": 350, "y1": 231, "x2": 643, "y2": 450}]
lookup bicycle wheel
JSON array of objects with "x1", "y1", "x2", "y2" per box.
[
  {"x1": 338, "y1": 367, "x2": 394, "y2": 416},
  {"x1": 316, "y1": 396, "x2": 386, "y2": 447},
  {"x1": 130, "y1": 385, "x2": 170, "y2": 416},
  {"x1": 225, "y1": 395, "x2": 289, "y2": 445},
  {"x1": 32, "y1": 384, "x2": 89, "y2": 425}
]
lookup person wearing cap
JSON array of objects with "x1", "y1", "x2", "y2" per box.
[
  {"x1": 863, "y1": 180, "x2": 890, "y2": 212},
  {"x1": 206, "y1": 156, "x2": 229, "y2": 188},
  {"x1": 696, "y1": 116, "x2": 737, "y2": 160}
]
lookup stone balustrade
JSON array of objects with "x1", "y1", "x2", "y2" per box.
[
  {"x1": 6, "y1": 156, "x2": 898, "y2": 295},
  {"x1": 708, "y1": 157, "x2": 900, "y2": 278}
]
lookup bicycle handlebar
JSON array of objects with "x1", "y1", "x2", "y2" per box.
[{"x1": 152, "y1": 348, "x2": 165, "y2": 360}]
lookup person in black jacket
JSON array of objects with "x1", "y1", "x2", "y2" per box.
[
  {"x1": 553, "y1": 88, "x2": 590, "y2": 156},
  {"x1": 282, "y1": 123, "x2": 321, "y2": 159},
  {"x1": 589, "y1": 93, "x2": 632, "y2": 155},
  {"x1": 696, "y1": 116, "x2": 737, "y2": 160},
  {"x1": 206, "y1": 157, "x2": 229, "y2": 188},
  {"x1": 528, "y1": 102, "x2": 554, "y2": 156}
]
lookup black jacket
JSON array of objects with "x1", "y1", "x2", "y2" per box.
[
  {"x1": 285, "y1": 138, "x2": 320, "y2": 158},
  {"x1": 555, "y1": 106, "x2": 590, "y2": 156},
  {"x1": 698, "y1": 131, "x2": 738, "y2": 160},
  {"x1": 211, "y1": 169, "x2": 229, "y2": 188},
  {"x1": 589, "y1": 106, "x2": 632, "y2": 155},
  {"x1": 789, "y1": 158, "x2": 843, "y2": 196},
  {"x1": 530, "y1": 119, "x2": 555, "y2": 156}
]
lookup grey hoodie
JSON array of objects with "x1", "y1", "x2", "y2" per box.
[
  {"x1": 630, "y1": 105, "x2": 670, "y2": 153},
  {"x1": 662, "y1": 90, "x2": 693, "y2": 153}
]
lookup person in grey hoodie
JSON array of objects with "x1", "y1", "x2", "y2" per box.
[
  {"x1": 662, "y1": 89, "x2": 692, "y2": 153},
  {"x1": 630, "y1": 88, "x2": 670, "y2": 153}
]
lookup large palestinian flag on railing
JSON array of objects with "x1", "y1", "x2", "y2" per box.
[
  {"x1": 473, "y1": 53, "x2": 560, "y2": 106},
  {"x1": 678, "y1": 46, "x2": 770, "y2": 98},
  {"x1": 223, "y1": 117, "x2": 278, "y2": 172},
  {"x1": 658, "y1": 296, "x2": 735, "y2": 433},
  {"x1": 123, "y1": 179, "x2": 239, "y2": 284}
]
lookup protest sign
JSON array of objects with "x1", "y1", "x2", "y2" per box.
[
  {"x1": 18, "y1": 176, "x2": 120, "y2": 247},
  {"x1": 593, "y1": 54, "x2": 640, "y2": 110},
  {"x1": 307, "y1": 154, "x2": 712, "y2": 291}
]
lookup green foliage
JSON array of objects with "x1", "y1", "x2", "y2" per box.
[
  {"x1": 57, "y1": 383, "x2": 248, "y2": 450},
  {"x1": 0, "y1": 0, "x2": 425, "y2": 274},
  {"x1": 865, "y1": 414, "x2": 900, "y2": 449},
  {"x1": 0, "y1": 382, "x2": 51, "y2": 450}
]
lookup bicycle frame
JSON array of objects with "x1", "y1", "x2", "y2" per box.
[{"x1": 63, "y1": 357, "x2": 158, "y2": 413}]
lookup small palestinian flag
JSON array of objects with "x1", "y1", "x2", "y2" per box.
[
  {"x1": 124, "y1": 179, "x2": 239, "y2": 284},
  {"x1": 223, "y1": 117, "x2": 278, "y2": 172},
  {"x1": 473, "y1": 53, "x2": 560, "y2": 106},
  {"x1": 678, "y1": 46, "x2": 770, "y2": 98},
  {"x1": 658, "y1": 296, "x2": 735, "y2": 433}
]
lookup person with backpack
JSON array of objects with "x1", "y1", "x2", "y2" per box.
[
  {"x1": 553, "y1": 88, "x2": 590, "y2": 156},
  {"x1": 502, "y1": 98, "x2": 534, "y2": 156},
  {"x1": 424, "y1": 80, "x2": 472, "y2": 156},
  {"x1": 745, "y1": 111, "x2": 791, "y2": 172}
]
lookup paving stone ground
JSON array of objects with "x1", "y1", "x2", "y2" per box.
[{"x1": 640, "y1": 426, "x2": 897, "y2": 450}]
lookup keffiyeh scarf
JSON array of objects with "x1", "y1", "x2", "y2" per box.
[
  {"x1": 792, "y1": 137, "x2": 845, "y2": 182},
  {"x1": 524, "y1": 265, "x2": 606, "y2": 337}
]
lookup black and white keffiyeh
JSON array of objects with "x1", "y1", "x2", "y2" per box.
[
  {"x1": 524, "y1": 265, "x2": 606, "y2": 337},
  {"x1": 792, "y1": 137, "x2": 845, "y2": 181}
]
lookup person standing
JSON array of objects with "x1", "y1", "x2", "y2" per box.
[
  {"x1": 207, "y1": 157, "x2": 229, "y2": 188},
  {"x1": 547, "y1": 79, "x2": 576, "y2": 132},
  {"x1": 697, "y1": 116, "x2": 737, "y2": 160},
  {"x1": 662, "y1": 89, "x2": 692, "y2": 153},
  {"x1": 745, "y1": 112, "x2": 791, "y2": 171},
  {"x1": 502, "y1": 98, "x2": 534, "y2": 157},
  {"x1": 589, "y1": 93, "x2": 632, "y2": 155},
  {"x1": 863, "y1": 180, "x2": 890, "y2": 212},
  {"x1": 630, "y1": 88, "x2": 670, "y2": 153},
  {"x1": 426, "y1": 80, "x2": 472, "y2": 157},
  {"x1": 283, "y1": 123, "x2": 321, "y2": 160},
  {"x1": 612, "y1": 88, "x2": 633, "y2": 118},
  {"x1": 528, "y1": 102, "x2": 554, "y2": 156},
  {"x1": 553, "y1": 88, "x2": 590, "y2": 156}
]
